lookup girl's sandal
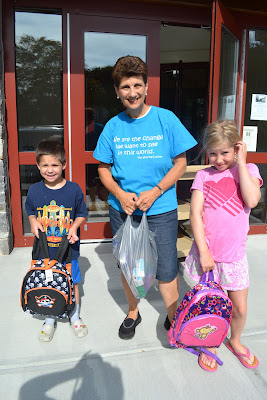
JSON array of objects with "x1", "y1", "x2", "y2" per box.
[
  {"x1": 198, "y1": 353, "x2": 218, "y2": 372},
  {"x1": 226, "y1": 341, "x2": 259, "y2": 368}
]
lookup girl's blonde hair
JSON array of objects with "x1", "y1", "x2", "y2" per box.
[{"x1": 203, "y1": 120, "x2": 241, "y2": 151}]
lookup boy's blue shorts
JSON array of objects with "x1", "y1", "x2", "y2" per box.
[{"x1": 70, "y1": 259, "x2": 82, "y2": 284}]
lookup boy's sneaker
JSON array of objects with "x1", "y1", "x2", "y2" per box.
[
  {"x1": 71, "y1": 318, "x2": 88, "y2": 338},
  {"x1": 39, "y1": 322, "x2": 56, "y2": 342}
]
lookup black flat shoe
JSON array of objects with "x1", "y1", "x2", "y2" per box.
[
  {"x1": 164, "y1": 315, "x2": 171, "y2": 331},
  {"x1": 119, "y1": 312, "x2": 142, "y2": 340}
]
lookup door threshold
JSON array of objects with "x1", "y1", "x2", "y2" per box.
[{"x1": 81, "y1": 238, "x2": 112, "y2": 244}]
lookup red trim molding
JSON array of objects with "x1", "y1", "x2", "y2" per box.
[{"x1": 248, "y1": 225, "x2": 267, "y2": 235}]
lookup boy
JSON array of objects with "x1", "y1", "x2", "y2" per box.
[{"x1": 25, "y1": 139, "x2": 88, "y2": 342}]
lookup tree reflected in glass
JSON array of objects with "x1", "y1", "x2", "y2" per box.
[{"x1": 15, "y1": 35, "x2": 63, "y2": 150}]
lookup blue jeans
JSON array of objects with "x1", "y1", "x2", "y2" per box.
[{"x1": 109, "y1": 206, "x2": 178, "y2": 282}]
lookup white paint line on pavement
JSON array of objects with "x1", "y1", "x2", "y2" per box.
[
  {"x1": 0, "y1": 345, "x2": 168, "y2": 372},
  {"x1": 1, "y1": 331, "x2": 267, "y2": 373}
]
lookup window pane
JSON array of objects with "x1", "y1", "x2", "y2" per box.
[
  {"x1": 15, "y1": 12, "x2": 63, "y2": 151},
  {"x1": 160, "y1": 64, "x2": 209, "y2": 164},
  {"x1": 250, "y1": 164, "x2": 267, "y2": 224},
  {"x1": 86, "y1": 164, "x2": 109, "y2": 222},
  {"x1": 180, "y1": 66, "x2": 209, "y2": 164},
  {"x1": 243, "y1": 29, "x2": 267, "y2": 152},
  {"x1": 217, "y1": 25, "x2": 239, "y2": 121},
  {"x1": 159, "y1": 26, "x2": 210, "y2": 165},
  {"x1": 84, "y1": 32, "x2": 146, "y2": 151},
  {"x1": 20, "y1": 165, "x2": 42, "y2": 234},
  {"x1": 84, "y1": 32, "x2": 146, "y2": 225}
]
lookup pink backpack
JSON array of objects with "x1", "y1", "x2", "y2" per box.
[{"x1": 167, "y1": 271, "x2": 233, "y2": 365}]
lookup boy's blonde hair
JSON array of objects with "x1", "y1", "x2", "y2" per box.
[
  {"x1": 203, "y1": 120, "x2": 241, "y2": 150},
  {"x1": 36, "y1": 140, "x2": 66, "y2": 165}
]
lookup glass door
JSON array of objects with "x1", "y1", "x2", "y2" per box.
[
  {"x1": 209, "y1": 3, "x2": 267, "y2": 233},
  {"x1": 84, "y1": 32, "x2": 146, "y2": 224},
  {"x1": 69, "y1": 15, "x2": 160, "y2": 240},
  {"x1": 10, "y1": 10, "x2": 64, "y2": 247},
  {"x1": 242, "y1": 28, "x2": 267, "y2": 233},
  {"x1": 209, "y1": 0, "x2": 243, "y2": 125}
]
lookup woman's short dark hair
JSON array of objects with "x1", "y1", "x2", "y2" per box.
[
  {"x1": 112, "y1": 55, "x2": 148, "y2": 88},
  {"x1": 36, "y1": 139, "x2": 66, "y2": 165}
]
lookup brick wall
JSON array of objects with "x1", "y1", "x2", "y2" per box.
[{"x1": 0, "y1": 1, "x2": 14, "y2": 254}]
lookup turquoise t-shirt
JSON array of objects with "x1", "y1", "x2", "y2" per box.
[{"x1": 93, "y1": 106, "x2": 197, "y2": 215}]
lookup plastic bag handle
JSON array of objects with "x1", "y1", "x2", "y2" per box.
[
  {"x1": 126, "y1": 211, "x2": 148, "y2": 229},
  {"x1": 140, "y1": 211, "x2": 148, "y2": 227},
  {"x1": 201, "y1": 270, "x2": 215, "y2": 283}
]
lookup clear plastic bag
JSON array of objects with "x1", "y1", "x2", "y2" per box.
[{"x1": 112, "y1": 212, "x2": 158, "y2": 299}]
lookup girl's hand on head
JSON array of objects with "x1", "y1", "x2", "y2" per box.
[
  {"x1": 118, "y1": 191, "x2": 138, "y2": 215},
  {"x1": 235, "y1": 141, "x2": 247, "y2": 166},
  {"x1": 200, "y1": 250, "x2": 215, "y2": 273}
]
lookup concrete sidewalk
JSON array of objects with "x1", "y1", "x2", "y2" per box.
[{"x1": 1, "y1": 235, "x2": 267, "y2": 400}]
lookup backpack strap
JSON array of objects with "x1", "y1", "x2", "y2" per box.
[
  {"x1": 32, "y1": 231, "x2": 71, "y2": 270},
  {"x1": 32, "y1": 230, "x2": 50, "y2": 260},
  {"x1": 197, "y1": 347, "x2": 223, "y2": 366},
  {"x1": 201, "y1": 270, "x2": 215, "y2": 283},
  {"x1": 185, "y1": 347, "x2": 223, "y2": 366},
  {"x1": 54, "y1": 234, "x2": 72, "y2": 264},
  {"x1": 31, "y1": 237, "x2": 39, "y2": 264}
]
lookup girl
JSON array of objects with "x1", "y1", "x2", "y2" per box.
[{"x1": 185, "y1": 120, "x2": 262, "y2": 372}]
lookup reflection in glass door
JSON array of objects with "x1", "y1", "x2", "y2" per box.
[
  {"x1": 69, "y1": 14, "x2": 159, "y2": 239},
  {"x1": 217, "y1": 26, "x2": 239, "y2": 120},
  {"x1": 84, "y1": 32, "x2": 146, "y2": 223},
  {"x1": 243, "y1": 28, "x2": 267, "y2": 228},
  {"x1": 15, "y1": 11, "x2": 63, "y2": 236},
  {"x1": 209, "y1": 1, "x2": 243, "y2": 124}
]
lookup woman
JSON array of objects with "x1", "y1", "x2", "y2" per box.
[{"x1": 93, "y1": 55, "x2": 197, "y2": 339}]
